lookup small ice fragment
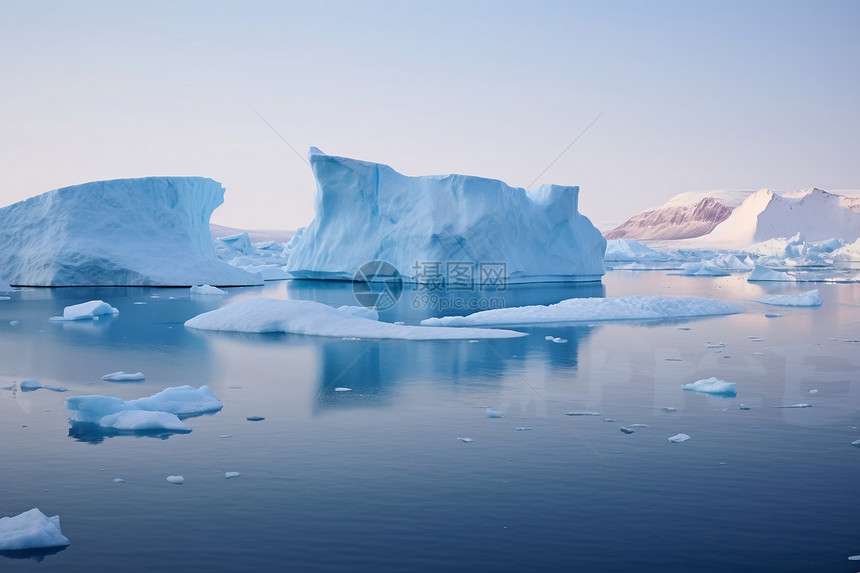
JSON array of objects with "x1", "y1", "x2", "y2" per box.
[
  {"x1": 808, "y1": 389, "x2": 818, "y2": 394},
  {"x1": 9, "y1": 320, "x2": 19, "y2": 326},
  {"x1": 566, "y1": 411, "x2": 600, "y2": 416},
  {"x1": 457, "y1": 437, "x2": 473, "y2": 443},
  {"x1": 668, "y1": 433, "x2": 691, "y2": 443},
  {"x1": 468, "y1": 339, "x2": 480, "y2": 343},
  {"x1": 133, "y1": 301, "x2": 146, "y2": 305},
  {"x1": 225, "y1": 472, "x2": 240, "y2": 479},
  {"x1": 603, "y1": 418, "x2": 617, "y2": 423},
  {"x1": 747, "y1": 336, "x2": 764, "y2": 342},
  {"x1": 764, "y1": 313, "x2": 781, "y2": 318},
  {"x1": 246, "y1": 416, "x2": 265, "y2": 421},
  {"x1": 219, "y1": 434, "x2": 232, "y2": 438},
  {"x1": 113, "y1": 478, "x2": 125, "y2": 483},
  {"x1": 849, "y1": 555, "x2": 860, "y2": 561},
  {"x1": 486, "y1": 409, "x2": 504, "y2": 418},
  {"x1": 394, "y1": 321, "x2": 406, "y2": 325},
  {"x1": 545, "y1": 336, "x2": 567, "y2": 343},
  {"x1": 20, "y1": 380, "x2": 67, "y2": 392},
  {"x1": 664, "y1": 358, "x2": 682, "y2": 362},
  {"x1": 628, "y1": 424, "x2": 649, "y2": 428},
  {"x1": 166, "y1": 475, "x2": 184, "y2": 484},
  {"x1": 776, "y1": 404, "x2": 812, "y2": 408},
  {"x1": 620, "y1": 427, "x2": 634, "y2": 434},
  {"x1": 190, "y1": 284, "x2": 226, "y2": 295},
  {"x1": 661, "y1": 407, "x2": 678, "y2": 413},
  {"x1": 545, "y1": 335, "x2": 553, "y2": 340},
  {"x1": 0, "y1": 508, "x2": 71, "y2": 550},
  {"x1": 677, "y1": 327, "x2": 691, "y2": 331},
  {"x1": 740, "y1": 404, "x2": 751, "y2": 410},
  {"x1": 102, "y1": 371, "x2": 145, "y2": 382},
  {"x1": 682, "y1": 377, "x2": 737, "y2": 396},
  {"x1": 515, "y1": 427, "x2": 532, "y2": 431},
  {"x1": 850, "y1": 439, "x2": 860, "y2": 448},
  {"x1": 706, "y1": 343, "x2": 726, "y2": 349},
  {"x1": 334, "y1": 387, "x2": 352, "y2": 392}
]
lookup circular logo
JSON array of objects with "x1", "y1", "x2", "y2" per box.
[{"x1": 352, "y1": 261, "x2": 403, "y2": 311}]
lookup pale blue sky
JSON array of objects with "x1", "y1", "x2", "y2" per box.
[{"x1": 1, "y1": 1, "x2": 857, "y2": 230}]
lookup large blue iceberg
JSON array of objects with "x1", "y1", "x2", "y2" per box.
[
  {"x1": 0, "y1": 177, "x2": 262, "y2": 286},
  {"x1": 286, "y1": 148, "x2": 606, "y2": 283}
]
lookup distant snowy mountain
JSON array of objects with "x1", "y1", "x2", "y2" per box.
[
  {"x1": 606, "y1": 188, "x2": 860, "y2": 246},
  {"x1": 604, "y1": 190, "x2": 752, "y2": 240}
]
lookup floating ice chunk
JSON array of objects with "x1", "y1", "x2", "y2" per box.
[
  {"x1": 421, "y1": 295, "x2": 742, "y2": 327},
  {"x1": 98, "y1": 410, "x2": 190, "y2": 432},
  {"x1": 0, "y1": 508, "x2": 70, "y2": 551},
  {"x1": 777, "y1": 404, "x2": 812, "y2": 408},
  {"x1": 246, "y1": 416, "x2": 265, "y2": 421},
  {"x1": 0, "y1": 280, "x2": 13, "y2": 294},
  {"x1": 9, "y1": 320, "x2": 19, "y2": 326},
  {"x1": 457, "y1": 437, "x2": 474, "y2": 443},
  {"x1": 620, "y1": 427, "x2": 635, "y2": 434},
  {"x1": 190, "y1": 284, "x2": 226, "y2": 295},
  {"x1": 186, "y1": 298, "x2": 525, "y2": 340},
  {"x1": 740, "y1": 404, "x2": 751, "y2": 410},
  {"x1": 566, "y1": 411, "x2": 601, "y2": 416},
  {"x1": 668, "y1": 433, "x2": 691, "y2": 443},
  {"x1": 747, "y1": 266, "x2": 795, "y2": 282},
  {"x1": 19, "y1": 380, "x2": 67, "y2": 392},
  {"x1": 628, "y1": 424, "x2": 649, "y2": 428},
  {"x1": 486, "y1": 409, "x2": 505, "y2": 418},
  {"x1": 336, "y1": 306, "x2": 379, "y2": 321},
  {"x1": 661, "y1": 407, "x2": 678, "y2": 413},
  {"x1": 851, "y1": 439, "x2": 860, "y2": 447},
  {"x1": 747, "y1": 336, "x2": 764, "y2": 342},
  {"x1": 166, "y1": 476, "x2": 184, "y2": 484},
  {"x1": 66, "y1": 385, "x2": 222, "y2": 423},
  {"x1": 754, "y1": 289, "x2": 822, "y2": 307},
  {"x1": 50, "y1": 300, "x2": 119, "y2": 321},
  {"x1": 225, "y1": 472, "x2": 240, "y2": 479},
  {"x1": 604, "y1": 239, "x2": 666, "y2": 261},
  {"x1": 545, "y1": 336, "x2": 567, "y2": 343},
  {"x1": 764, "y1": 313, "x2": 781, "y2": 318},
  {"x1": 515, "y1": 427, "x2": 533, "y2": 431},
  {"x1": 334, "y1": 387, "x2": 352, "y2": 392},
  {"x1": 706, "y1": 343, "x2": 726, "y2": 349},
  {"x1": 102, "y1": 371, "x2": 145, "y2": 382},
  {"x1": 603, "y1": 418, "x2": 617, "y2": 422},
  {"x1": 680, "y1": 262, "x2": 731, "y2": 276},
  {"x1": 682, "y1": 377, "x2": 737, "y2": 397},
  {"x1": 808, "y1": 389, "x2": 818, "y2": 394}
]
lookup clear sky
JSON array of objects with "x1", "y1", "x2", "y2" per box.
[{"x1": 1, "y1": 0, "x2": 857, "y2": 231}]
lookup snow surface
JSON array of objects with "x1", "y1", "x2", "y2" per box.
[
  {"x1": 66, "y1": 385, "x2": 222, "y2": 424},
  {"x1": 102, "y1": 371, "x2": 146, "y2": 382},
  {"x1": 754, "y1": 289, "x2": 822, "y2": 307},
  {"x1": 98, "y1": 410, "x2": 190, "y2": 432},
  {"x1": 0, "y1": 509, "x2": 70, "y2": 551},
  {"x1": 0, "y1": 177, "x2": 262, "y2": 286},
  {"x1": 682, "y1": 377, "x2": 737, "y2": 396},
  {"x1": 420, "y1": 296, "x2": 742, "y2": 327},
  {"x1": 286, "y1": 148, "x2": 605, "y2": 282},
  {"x1": 50, "y1": 300, "x2": 118, "y2": 321},
  {"x1": 185, "y1": 297, "x2": 526, "y2": 339}
]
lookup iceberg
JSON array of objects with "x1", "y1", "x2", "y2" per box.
[
  {"x1": 747, "y1": 266, "x2": 795, "y2": 282},
  {"x1": 420, "y1": 295, "x2": 742, "y2": 327},
  {"x1": 285, "y1": 148, "x2": 606, "y2": 283},
  {"x1": 0, "y1": 177, "x2": 262, "y2": 286},
  {"x1": 604, "y1": 239, "x2": 666, "y2": 261},
  {"x1": 754, "y1": 289, "x2": 822, "y2": 307},
  {"x1": 682, "y1": 377, "x2": 737, "y2": 396},
  {"x1": 50, "y1": 300, "x2": 118, "y2": 321},
  {"x1": 0, "y1": 280, "x2": 13, "y2": 294},
  {"x1": 0, "y1": 509, "x2": 70, "y2": 551},
  {"x1": 102, "y1": 371, "x2": 146, "y2": 382},
  {"x1": 185, "y1": 297, "x2": 526, "y2": 339},
  {"x1": 190, "y1": 285, "x2": 226, "y2": 295},
  {"x1": 98, "y1": 410, "x2": 190, "y2": 432},
  {"x1": 20, "y1": 380, "x2": 67, "y2": 392},
  {"x1": 668, "y1": 433, "x2": 691, "y2": 443},
  {"x1": 66, "y1": 385, "x2": 222, "y2": 424}
]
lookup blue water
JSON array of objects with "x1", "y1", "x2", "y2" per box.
[{"x1": 1, "y1": 273, "x2": 859, "y2": 571}]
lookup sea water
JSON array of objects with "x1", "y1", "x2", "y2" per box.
[{"x1": 1, "y1": 272, "x2": 858, "y2": 571}]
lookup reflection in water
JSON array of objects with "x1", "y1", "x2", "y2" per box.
[
  {"x1": 67, "y1": 422, "x2": 189, "y2": 444},
  {"x1": 313, "y1": 323, "x2": 597, "y2": 413},
  {"x1": 0, "y1": 545, "x2": 68, "y2": 562},
  {"x1": 287, "y1": 280, "x2": 606, "y2": 323}
]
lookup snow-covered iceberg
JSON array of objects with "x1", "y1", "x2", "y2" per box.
[
  {"x1": 285, "y1": 148, "x2": 606, "y2": 283},
  {"x1": 420, "y1": 295, "x2": 742, "y2": 327},
  {"x1": 682, "y1": 377, "x2": 737, "y2": 396},
  {"x1": 49, "y1": 300, "x2": 119, "y2": 321},
  {"x1": 754, "y1": 289, "x2": 822, "y2": 307},
  {"x1": 0, "y1": 509, "x2": 70, "y2": 551},
  {"x1": 185, "y1": 297, "x2": 525, "y2": 339},
  {"x1": 0, "y1": 177, "x2": 262, "y2": 286},
  {"x1": 604, "y1": 239, "x2": 666, "y2": 261}
]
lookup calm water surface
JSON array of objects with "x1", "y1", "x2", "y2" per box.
[{"x1": 1, "y1": 272, "x2": 858, "y2": 572}]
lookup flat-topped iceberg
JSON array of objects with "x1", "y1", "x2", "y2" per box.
[
  {"x1": 285, "y1": 148, "x2": 606, "y2": 283},
  {"x1": 0, "y1": 177, "x2": 262, "y2": 286},
  {"x1": 682, "y1": 377, "x2": 737, "y2": 396},
  {"x1": 0, "y1": 508, "x2": 70, "y2": 551},
  {"x1": 420, "y1": 295, "x2": 742, "y2": 327},
  {"x1": 754, "y1": 289, "x2": 822, "y2": 307},
  {"x1": 185, "y1": 297, "x2": 526, "y2": 339},
  {"x1": 50, "y1": 300, "x2": 118, "y2": 321}
]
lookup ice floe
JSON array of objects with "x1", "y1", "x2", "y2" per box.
[
  {"x1": 66, "y1": 385, "x2": 222, "y2": 425},
  {"x1": 682, "y1": 377, "x2": 737, "y2": 396},
  {"x1": 98, "y1": 410, "x2": 190, "y2": 432},
  {"x1": 20, "y1": 380, "x2": 67, "y2": 392},
  {"x1": 747, "y1": 266, "x2": 795, "y2": 282},
  {"x1": 457, "y1": 437, "x2": 474, "y2": 443},
  {"x1": 185, "y1": 297, "x2": 526, "y2": 339},
  {"x1": 0, "y1": 509, "x2": 70, "y2": 551},
  {"x1": 225, "y1": 472, "x2": 240, "y2": 479},
  {"x1": 566, "y1": 411, "x2": 601, "y2": 416},
  {"x1": 190, "y1": 284, "x2": 226, "y2": 295},
  {"x1": 421, "y1": 295, "x2": 741, "y2": 327},
  {"x1": 486, "y1": 409, "x2": 505, "y2": 418},
  {"x1": 668, "y1": 433, "x2": 691, "y2": 443},
  {"x1": 50, "y1": 300, "x2": 119, "y2": 321},
  {"x1": 754, "y1": 289, "x2": 822, "y2": 307},
  {"x1": 102, "y1": 371, "x2": 145, "y2": 382},
  {"x1": 166, "y1": 475, "x2": 184, "y2": 484}
]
